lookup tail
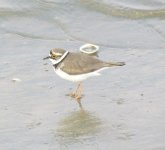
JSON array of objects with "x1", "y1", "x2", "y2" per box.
[{"x1": 107, "y1": 61, "x2": 125, "y2": 67}]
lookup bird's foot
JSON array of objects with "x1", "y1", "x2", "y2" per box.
[
  {"x1": 69, "y1": 93, "x2": 83, "y2": 99},
  {"x1": 75, "y1": 95, "x2": 83, "y2": 108},
  {"x1": 66, "y1": 92, "x2": 76, "y2": 98},
  {"x1": 75, "y1": 95, "x2": 82, "y2": 101},
  {"x1": 65, "y1": 92, "x2": 83, "y2": 108}
]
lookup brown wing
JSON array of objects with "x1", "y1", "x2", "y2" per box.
[{"x1": 60, "y1": 53, "x2": 108, "y2": 75}]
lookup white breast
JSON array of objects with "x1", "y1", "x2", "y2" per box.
[{"x1": 54, "y1": 67, "x2": 109, "y2": 82}]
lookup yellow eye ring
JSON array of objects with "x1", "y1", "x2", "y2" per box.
[{"x1": 51, "y1": 55, "x2": 57, "y2": 59}]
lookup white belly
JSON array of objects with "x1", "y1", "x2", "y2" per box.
[{"x1": 54, "y1": 67, "x2": 109, "y2": 82}]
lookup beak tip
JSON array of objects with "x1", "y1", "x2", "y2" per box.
[{"x1": 43, "y1": 56, "x2": 50, "y2": 60}]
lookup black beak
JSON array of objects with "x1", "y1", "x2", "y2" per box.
[{"x1": 43, "y1": 56, "x2": 50, "y2": 60}]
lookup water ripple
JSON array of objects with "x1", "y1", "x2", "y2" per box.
[{"x1": 79, "y1": 0, "x2": 165, "y2": 19}]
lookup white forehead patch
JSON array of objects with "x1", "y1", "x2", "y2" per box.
[{"x1": 52, "y1": 51, "x2": 62, "y2": 56}]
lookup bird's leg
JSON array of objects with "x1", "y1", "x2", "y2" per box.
[
  {"x1": 69, "y1": 82, "x2": 81, "y2": 98},
  {"x1": 75, "y1": 82, "x2": 83, "y2": 107},
  {"x1": 70, "y1": 82, "x2": 83, "y2": 97},
  {"x1": 75, "y1": 82, "x2": 83, "y2": 100},
  {"x1": 75, "y1": 83, "x2": 81, "y2": 95},
  {"x1": 69, "y1": 82, "x2": 83, "y2": 108}
]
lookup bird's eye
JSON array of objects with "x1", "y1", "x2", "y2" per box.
[
  {"x1": 50, "y1": 51, "x2": 57, "y2": 59},
  {"x1": 52, "y1": 55, "x2": 56, "y2": 58}
]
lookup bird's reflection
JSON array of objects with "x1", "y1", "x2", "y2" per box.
[{"x1": 55, "y1": 108, "x2": 102, "y2": 144}]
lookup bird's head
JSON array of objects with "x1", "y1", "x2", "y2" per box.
[{"x1": 44, "y1": 48, "x2": 68, "y2": 64}]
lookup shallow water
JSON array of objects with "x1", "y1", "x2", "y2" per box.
[{"x1": 0, "y1": 0, "x2": 165, "y2": 150}]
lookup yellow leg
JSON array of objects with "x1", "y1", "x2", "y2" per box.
[
  {"x1": 70, "y1": 83, "x2": 81, "y2": 96},
  {"x1": 75, "y1": 83, "x2": 83, "y2": 100},
  {"x1": 75, "y1": 83, "x2": 83, "y2": 108},
  {"x1": 67, "y1": 82, "x2": 83, "y2": 108},
  {"x1": 70, "y1": 82, "x2": 83, "y2": 98}
]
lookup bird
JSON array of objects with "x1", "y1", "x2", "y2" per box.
[{"x1": 44, "y1": 48, "x2": 125, "y2": 105}]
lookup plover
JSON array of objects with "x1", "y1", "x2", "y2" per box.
[{"x1": 44, "y1": 48, "x2": 125, "y2": 105}]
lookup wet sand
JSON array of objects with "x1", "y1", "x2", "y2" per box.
[{"x1": 0, "y1": 1, "x2": 165, "y2": 150}]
